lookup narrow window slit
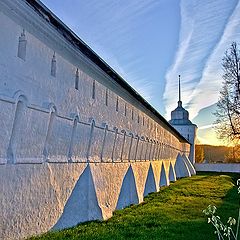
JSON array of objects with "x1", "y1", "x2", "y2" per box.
[
  {"x1": 105, "y1": 88, "x2": 108, "y2": 106},
  {"x1": 116, "y1": 96, "x2": 119, "y2": 112},
  {"x1": 51, "y1": 52, "x2": 56, "y2": 77},
  {"x1": 17, "y1": 29, "x2": 27, "y2": 60},
  {"x1": 75, "y1": 69, "x2": 79, "y2": 90},
  {"x1": 92, "y1": 80, "x2": 96, "y2": 99}
]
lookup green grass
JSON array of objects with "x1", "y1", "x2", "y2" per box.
[{"x1": 29, "y1": 173, "x2": 239, "y2": 240}]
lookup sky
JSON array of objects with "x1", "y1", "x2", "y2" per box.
[{"x1": 41, "y1": 0, "x2": 240, "y2": 146}]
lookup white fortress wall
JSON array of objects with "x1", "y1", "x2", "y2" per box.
[
  {"x1": 0, "y1": 0, "x2": 192, "y2": 239},
  {"x1": 0, "y1": 0, "x2": 189, "y2": 164},
  {"x1": 0, "y1": 161, "x2": 178, "y2": 240},
  {"x1": 195, "y1": 163, "x2": 240, "y2": 173}
]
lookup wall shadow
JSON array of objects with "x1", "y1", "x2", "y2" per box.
[
  {"x1": 169, "y1": 162, "x2": 176, "y2": 182},
  {"x1": 116, "y1": 165, "x2": 139, "y2": 210},
  {"x1": 144, "y1": 163, "x2": 157, "y2": 196},
  {"x1": 159, "y1": 163, "x2": 169, "y2": 187},
  {"x1": 175, "y1": 153, "x2": 191, "y2": 178},
  {"x1": 52, "y1": 164, "x2": 103, "y2": 230}
]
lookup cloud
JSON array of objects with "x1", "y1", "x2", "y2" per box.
[
  {"x1": 84, "y1": 0, "x2": 159, "y2": 101},
  {"x1": 198, "y1": 124, "x2": 217, "y2": 130},
  {"x1": 163, "y1": 0, "x2": 240, "y2": 120},
  {"x1": 82, "y1": 0, "x2": 160, "y2": 100},
  {"x1": 41, "y1": 0, "x2": 159, "y2": 101},
  {"x1": 186, "y1": 0, "x2": 240, "y2": 118}
]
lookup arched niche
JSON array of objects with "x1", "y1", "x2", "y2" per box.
[{"x1": 7, "y1": 95, "x2": 28, "y2": 164}]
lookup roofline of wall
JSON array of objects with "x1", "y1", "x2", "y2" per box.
[{"x1": 24, "y1": 0, "x2": 189, "y2": 144}]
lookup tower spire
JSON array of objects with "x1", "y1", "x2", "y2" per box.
[
  {"x1": 178, "y1": 75, "x2": 181, "y2": 101},
  {"x1": 178, "y1": 74, "x2": 182, "y2": 107}
]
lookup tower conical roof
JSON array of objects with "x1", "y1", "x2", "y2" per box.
[{"x1": 169, "y1": 75, "x2": 193, "y2": 125}]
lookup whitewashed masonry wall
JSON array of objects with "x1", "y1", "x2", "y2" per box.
[
  {"x1": 0, "y1": 0, "x2": 190, "y2": 164},
  {"x1": 0, "y1": 1, "x2": 193, "y2": 240}
]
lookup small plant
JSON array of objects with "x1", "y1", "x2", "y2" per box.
[{"x1": 203, "y1": 179, "x2": 240, "y2": 240}]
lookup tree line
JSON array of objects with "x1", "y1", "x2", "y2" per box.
[{"x1": 195, "y1": 144, "x2": 240, "y2": 163}]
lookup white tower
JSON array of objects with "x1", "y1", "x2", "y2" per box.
[{"x1": 169, "y1": 75, "x2": 197, "y2": 164}]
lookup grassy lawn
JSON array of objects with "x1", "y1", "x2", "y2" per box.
[{"x1": 29, "y1": 173, "x2": 239, "y2": 240}]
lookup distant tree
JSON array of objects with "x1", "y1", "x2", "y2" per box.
[
  {"x1": 225, "y1": 145, "x2": 240, "y2": 163},
  {"x1": 215, "y1": 42, "x2": 240, "y2": 143},
  {"x1": 195, "y1": 145, "x2": 205, "y2": 163}
]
